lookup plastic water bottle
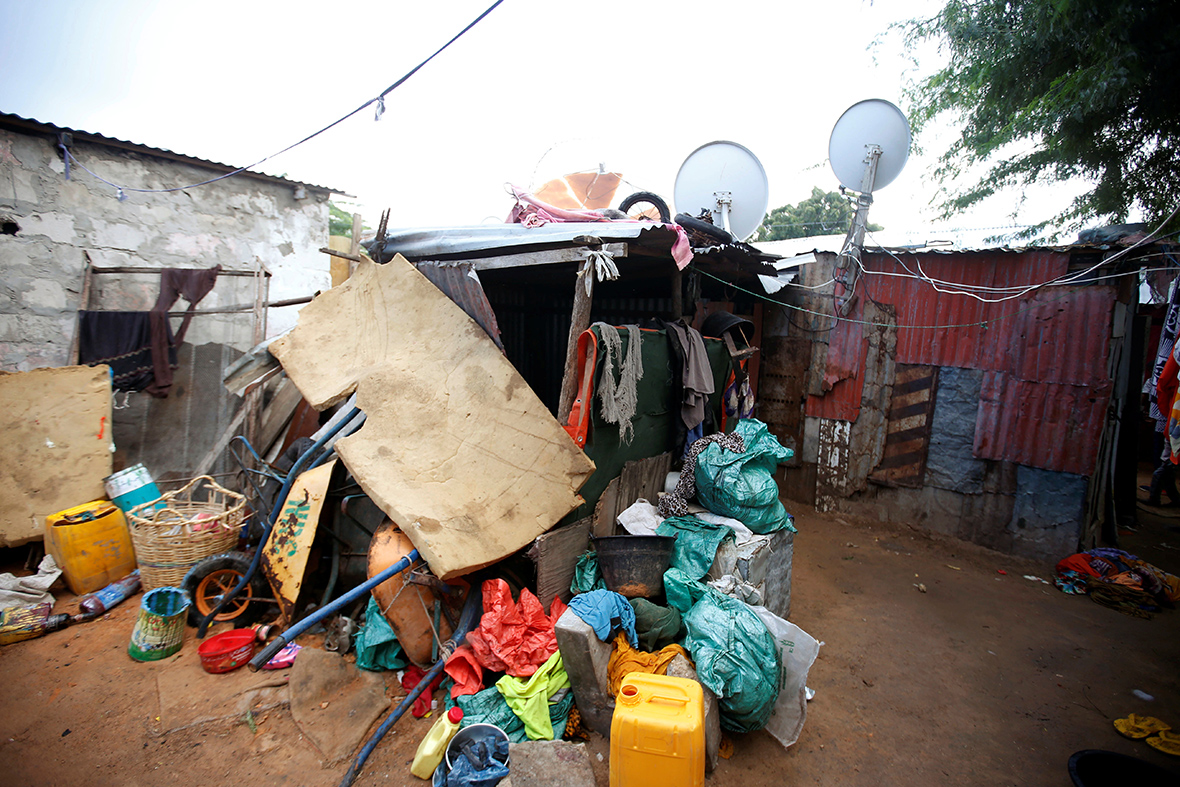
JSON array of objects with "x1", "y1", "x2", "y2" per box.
[
  {"x1": 410, "y1": 706, "x2": 464, "y2": 780},
  {"x1": 76, "y1": 569, "x2": 141, "y2": 620}
]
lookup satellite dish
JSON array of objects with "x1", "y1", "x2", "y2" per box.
[
  {"x1": 828, "y1": 99, "x2": 911, "y2": 193},
  {"x1": 673, "y1": 141, "x2": 769, "y2": 241}
]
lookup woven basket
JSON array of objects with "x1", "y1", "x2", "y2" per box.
[{"x1": 127, "y1": 475, "x2": 246, "y2": 591}]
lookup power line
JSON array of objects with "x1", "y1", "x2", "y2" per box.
[{"x1": 60, "y1": 1, "x2": 505, "y2": 199}]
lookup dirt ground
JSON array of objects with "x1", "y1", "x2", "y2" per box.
[{"x1": 2, "y1": 498, "x2": 1179, "y2": 787}]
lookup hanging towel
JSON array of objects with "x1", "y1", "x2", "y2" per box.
[{"x1": 146, "y1": 265, "x2": 221, "y2": 397}]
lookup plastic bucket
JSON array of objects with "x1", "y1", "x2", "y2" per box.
[
  {"x1": 594, "y1": 535, "x2": 676, "y2": 599},
  {"x1": 197, "y1": 629, "x2": 256, "y2": 673},
  {"x1": 128, "y1": 587, "x2": 189, "y2": 661},
  {"x1": 445, "y1": 723, "x2": 509, "y2": 770},
  {"x1": 104, "y1": 464, "x2": 163, "y2": 516}
]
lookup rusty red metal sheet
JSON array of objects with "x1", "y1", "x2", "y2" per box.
[
  {"x1": 804, "y1": 249, "x2": 1119, "y2": 476},
  {"x1": 807, "y1": 296, "x2": 865, "y2": 422},
  {"x1": 974, "y1": 371, "x2": 1112, "y2": 475}
]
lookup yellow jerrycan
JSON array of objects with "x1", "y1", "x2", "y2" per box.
[{"x1": 609, "y1": 672, "x2": 704, "y2": 787}]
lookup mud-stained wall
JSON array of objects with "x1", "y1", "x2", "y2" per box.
[{"x1": 0, "y1": 124, "x2": 332, "y2": 371}]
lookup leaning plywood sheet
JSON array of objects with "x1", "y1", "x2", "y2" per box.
[
  {"x1": 0, "y1": 366, "x2": 113, "y2": 546},
  {"x1": 270, "y1": 256, "x2": 595, "y2": 579}
]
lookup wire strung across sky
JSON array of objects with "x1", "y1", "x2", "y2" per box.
[{"x1": 58, "y1": 0, "x2": 505, "y2": 199}]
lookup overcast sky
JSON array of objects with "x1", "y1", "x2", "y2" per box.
[{"x1": 0, "y1": 0, "x2": 1091, "y2": 247}]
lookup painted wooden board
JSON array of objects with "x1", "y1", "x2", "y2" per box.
[
  {"x1": 0, "y1": 365, "x2": 112, "y2": 546},
  {"x1": 270, "y1": 256, "x2": 595, "y2": 579},
  {"x1": 261, "y1": 458, "x2": 336, "y2": 623}
]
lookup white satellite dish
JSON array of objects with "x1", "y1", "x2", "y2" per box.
[
  {"x1": 828, "y1": 99, "x2": 911, "y2": 193},
  {"x1": 673, "y1": 141, "x2": 769, "y2": 241}
]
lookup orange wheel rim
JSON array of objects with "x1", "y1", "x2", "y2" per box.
[{"x1": 195, "y1": 568, "x2": 252, "y2": 621}]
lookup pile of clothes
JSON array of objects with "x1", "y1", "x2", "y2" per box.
[{"x1": 1054, "y1": 548, "x2": 1180, "y2": 618}]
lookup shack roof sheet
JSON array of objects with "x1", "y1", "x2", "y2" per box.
[
  {"x1": 370, "y1": 222, "x2": 781, "y2": 276},
  {"x1": 0, "y1": 112, "x2": 344, "y2": 196}
]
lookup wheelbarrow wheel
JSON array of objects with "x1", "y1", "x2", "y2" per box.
[{"x1": 182, "y1": 552, "x2": 268, "y2": 626}]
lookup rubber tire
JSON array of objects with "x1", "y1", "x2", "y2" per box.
[
  {"x1": 674, "y1": 212, "x2": 735, "y2": 245},
  {"x1": 182, "y1": 551, "x2": 268, "y2": 627},
  {"x1": 617, "y1": 191, "x2": 671, "y2": 223}
]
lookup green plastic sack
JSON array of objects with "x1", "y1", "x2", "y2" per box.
[
  {"x1": 571, "y1": 550, "x2": 606, "y2": 594},
  {"x1": 682, "y1": 588, "x2": 782, "y2": 733},
  {"x1": 354, "y1": 595, "x2": 408, "y2": 672},
  {"x1": 656, "y1": 515, "x2": 735, "y2": 580},
  {"x1": 663, "y1": 567, "x2": 708, "y2": 614},
  {"x1": 695, "y1": 419, "x2": 795, "y2": 534},
  {"x1": 629, "y1": 598, "x2": 684, "y2": 651}
]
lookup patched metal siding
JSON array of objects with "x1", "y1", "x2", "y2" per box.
[
  {"x1": 804, "y1": 249, "x2": 1118, "y2": 476},
  {"x1": 869, "y1": 365, "x2": 939, "y2": 487}
]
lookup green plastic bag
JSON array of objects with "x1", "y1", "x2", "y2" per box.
[
  {"x1": 571, "y1": 550, "x2": 606, "y2": 594},
  {"x1": 354, "y1": 595, "x2": 408, "y2": 672},
  {"x1": 695, "y1": 419, "x2": 795, "y2": 534},
  {"x1": 682, "y1": 588, "x2": 782, "y2": 733},
  {"x1": 656, "y1": 515, "x2": 735, "y2": 580},
  {"x1": 629, "y1": 598, "x2": 684, "y2": 651},
  {"x1": 663, "y1": 567, "x2": 707, "y2": 614},
  {"x1": 452, "y1": 684, "x2": 575, "y2": 744}
]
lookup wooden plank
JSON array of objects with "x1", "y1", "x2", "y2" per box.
[
  {"x1": 428, "y1": 242, "x2": 627, "y2": 272},
  {"x1": 69, "y1": 252, "x2": 95, "y2": 365},
  {"x1": 261, "y1": 459, "x2": 337, "y2": 625},
  {"x1": 529, "y1": 516, "x2": 594, "y2": 612},
  {"x1": 89, "y1": 266, "x2": 263, "y2": 277},
  {"x1": 593, "y1": 477, "x2": 621, "y2": 539},
  {"x1": 557, "y1": 259, "x2": 595, "y2": 423},
  {"x1": 193, "y1": 406, "x2": 246, "y2": 478},
  {"x1": 257, "y1": 376, "x2": 301, "y2": 455},
  {"x1": 615, "y1": 452, "x2": 673, "y2": 512}
]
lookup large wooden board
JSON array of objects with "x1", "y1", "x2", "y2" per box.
[
  {"x1": 261, "y1": 458, "x2": 336, "y2": 623},
  {"x1": 270, "y1": 256, "x2": 595, "y2": 579},
  {"x1": 0, "y1": 366, "x2": 113, "y2": 546}
]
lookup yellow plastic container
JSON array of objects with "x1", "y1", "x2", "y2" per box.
[
  {"x1": 45, "y1": 500, "x2": 137, "y2": 595},
  {"x1": 410, "y1": 706, "x2": 464, "y2": 779},
  {"x1": 609, "y1": 673, "x2": 705, "y2": 787}
]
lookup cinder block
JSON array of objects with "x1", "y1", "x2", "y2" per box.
[
  {"x1": 506, "y1": 740, "x2": 596, "y2": 787},
  {"x1": 554, "y1": 608, "x2": 614, "y2": 737},
  {"x1": 761, "y1": 529, "x2": 794, "y2": 620},
  {"x1": 665, "y1": 654, "x2": 720, "y2": 773}
]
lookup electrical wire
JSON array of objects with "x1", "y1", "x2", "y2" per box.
[
  {"x1": 857, "y1": 207, "x2": 1180, "y2": 303},
  {"x1": 59, "y1": 1, "x2": 505, "y2": 198}
]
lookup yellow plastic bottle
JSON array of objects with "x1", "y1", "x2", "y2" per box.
[
  {"x1": 410, "y1": 705, "x2": 464, "y2": 780},
  {"x1": 610, "y1": 673, "x2": 705, "y2": 787}
]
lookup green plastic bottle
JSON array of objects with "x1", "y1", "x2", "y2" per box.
[{"x1": 410, "y1": 705, "x2": 464, "y2": 780}]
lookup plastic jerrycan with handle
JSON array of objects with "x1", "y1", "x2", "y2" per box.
[
  {"x1": 411, "y1": 705, "x2": 464, "y2": 780},
  {"x1": 610, "y1": 672, "x2": 705, "y2": 787}
]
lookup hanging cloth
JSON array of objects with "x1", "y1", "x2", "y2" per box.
[
  {"x1": 596, "y1": 323, "x2": 643, "y2": 445},
  {"x1": 146, "y1": 265, "x2": 221, "y2": 397}
]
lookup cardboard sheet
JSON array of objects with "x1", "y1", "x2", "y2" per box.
[
  {"x1": 0, "y1": 366, "x2": 113, "y2": 546},
  {"x1": 270, "y1": 256, "x2": 595, "y2": 579}
]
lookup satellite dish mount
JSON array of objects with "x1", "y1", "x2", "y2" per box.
[{"x1": 828, "y1": 99, "x2": 912, "y2": 315}]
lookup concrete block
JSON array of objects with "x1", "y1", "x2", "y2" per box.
[
  {"x1": 665, "y1": 654, "x2": 719, "y2": 774},
  {"x1": 506, "y1": 740, "x2": 596, "y2": 787},
  {"x1": 554, "y1": 608, "x2": 614, "y2": 737}
]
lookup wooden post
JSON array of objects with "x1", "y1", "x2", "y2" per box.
[
  {"x1": 243, "y1": 260, "x2": 266, "y2": 460},
  {"x1": 557, "y1": 258, "x2": 594, "y2": 423},
  {"x1": 671, "y1": 267, "x2": 683, "y2": 319},
  {"x1": 349, "y1": 212, "x2": 362, "y2": 278},
  {"x1": 68, "y1": 251, "x2": 96, "y2": 365}
]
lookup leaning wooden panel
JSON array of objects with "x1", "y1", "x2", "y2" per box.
[
  {"x1": 270, "y1": 255, "x2": 595, "y2": 579},
  {"x1": 0, "y1": 365, "x2": 113, "y2": 546}
]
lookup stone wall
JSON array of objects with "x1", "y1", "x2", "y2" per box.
[{"x1": 0, "y1": 125, "x2": 332, "y2": 371}]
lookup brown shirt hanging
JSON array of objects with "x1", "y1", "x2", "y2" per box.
[{"x1": 145, "y1": 265, "x2": 221, "y2": 397}]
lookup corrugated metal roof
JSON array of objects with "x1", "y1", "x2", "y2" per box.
[
  {"x1": 0, "y1": 112, "x2": 343, "y2": 195},
  {"x1": 804, "y1": 248, "x2": 1120, "y2": 476},
  {"x1": 415, "y1": 262, "x2": 503, "y2": 351},
  {"x1": 371, "y1": 222, "x2": 683, "y2": 260}
]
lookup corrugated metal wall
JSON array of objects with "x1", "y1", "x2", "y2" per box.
[{"x1": 804, "y1": 249, "x2": 1118, "y2": 476}]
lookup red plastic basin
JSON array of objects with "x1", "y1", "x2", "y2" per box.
[{"x1": 197, "y1": 628, "x2": 257, "y2": 674}]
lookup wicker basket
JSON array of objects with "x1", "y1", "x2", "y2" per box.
[{"x1": 127, "y1": 475, "x2": 246, "y2": 591}]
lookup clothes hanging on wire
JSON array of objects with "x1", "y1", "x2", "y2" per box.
[
  {"x1": 146, "y1": 265, "x2": 221, "y2": 397},
  {"x1": 78, "y1": 310, "x2": 173, "y2": 392}
]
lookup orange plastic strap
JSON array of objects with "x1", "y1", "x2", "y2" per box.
[{"x1": 564, "y1": 328, "x2": 599, "y2": 448}]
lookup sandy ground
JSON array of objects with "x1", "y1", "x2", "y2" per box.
[{"x1": 2, "y1": 499, "x2": 1179, "y2": 787}]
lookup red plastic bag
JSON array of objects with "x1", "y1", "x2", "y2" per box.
[
  {"x1": 465, "y1": 579, "x2": 568, "y2": 678},
  {"x1": 444, "y1": 644, "x2": 484, "y2": 698},
  {"x1": 400, "y1": 664, "x2": 445, "y2": 718}
]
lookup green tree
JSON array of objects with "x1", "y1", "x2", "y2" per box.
[
  {"x1": 329, "y1": 201, "x2": 365, "y2": 237},
  {"x1": 755, "y1": 187, "x2": 882, "y2": 242},
  {"x1": 899, "y1": 0, "x2": 1180, "y2": 236}
]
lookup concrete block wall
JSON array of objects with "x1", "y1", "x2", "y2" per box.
[{"x1": 0, "y1": 126, "x2": 332, "y2": 371}]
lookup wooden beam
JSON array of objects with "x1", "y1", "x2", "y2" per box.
[
  {"x1": 69, "y1": 252, "x2": 96, "y2": 365},
  {"x1": 194, "y1": 406, "x2": 247, "y2": 477},
  {"x1": 88, "y1": 266, "x2": 266, "y2": 277},
  {"x1": 421, "y1": 242, "x2": 627, "y2": 271},
  {"x1": 557, "y1": 258, "x2": 595, "y2": 423},
  {"x1": 319, "y1": 246, "x2": 363, "y2": 262}
]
